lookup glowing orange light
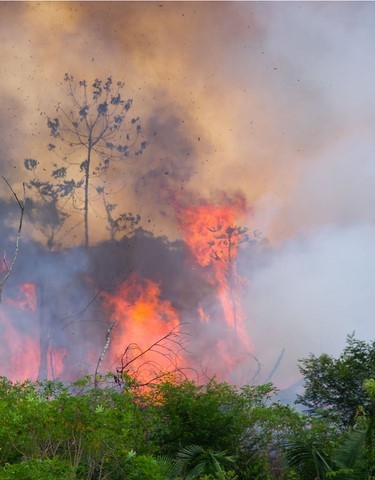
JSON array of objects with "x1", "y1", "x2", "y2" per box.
[
  {"x1": 0, "y1": 283, "x2": 39, "y2": 381},
  {"x1": 178, "y1": 197, "x2": 253, "y2": 379},
  {"x1": 102, "y1": 274, "x2": 181, "y2": 383}
]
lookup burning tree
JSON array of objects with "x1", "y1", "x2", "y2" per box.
[
  {"x1": 176, "y1": 198, "x2": 262, "y2": 382},
  {"x1": 24, "y1": 74, "x2": 147, "y2": 248},
  {"x1": 208, "y1": 224, "x2": 255, "y2": 335}
]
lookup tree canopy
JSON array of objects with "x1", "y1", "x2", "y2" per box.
[
  {"x1": 24, "y1": 74, "x2": 146, "y2": 248},
  {"x1": 297, "y1": 334, "x2": 375, "y2": 427}
]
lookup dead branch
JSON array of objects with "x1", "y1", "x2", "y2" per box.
[
  {"x1": 113, "y1": 323, "x2": 196, "y2": 388},
  {"x1": 0, "y1": 177, "x2": 25, "y2": 302},
  {"x1": 94, "y1": 319, "x2": 117, "y2": 388}
]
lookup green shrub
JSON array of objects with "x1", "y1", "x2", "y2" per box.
[
  {"x1": 0, "y1": 458, "x2": 75, "y2": 480},
  {"x1": 123, "y1": 454, "x2": 171, "y2": 480}
]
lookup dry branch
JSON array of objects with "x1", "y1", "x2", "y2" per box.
[
  {"x1": 94, "y1": 319, "x2": 117, "y2": 388},
  {"x1": 0, "y1": 177, "x2": 25, "y2": 302},
  {"x1": 113, "y1": 323, "x2": 196, "y2": 388}
]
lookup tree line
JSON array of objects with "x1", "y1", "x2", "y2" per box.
[{"x1": 0, "y1": 334, "x2": 373, "y2": 479}]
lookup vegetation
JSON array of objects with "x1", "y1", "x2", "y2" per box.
[
  {"x1": 297, "y1": 334, "x2": 375, "y2": 427},
  {"x1": 0, "y1": 335, "x2": 374, "y2": 478},
  {"x1": 3, "y1": 70, "x2": 374, "y2": 479}
]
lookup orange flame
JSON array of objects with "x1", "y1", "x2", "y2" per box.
[
  {"x1": 177, "y1": 199, "x2": 246, "y2": 267},
  {"x1": 0, "y1": 283, "x2": 39, "y2": 381},
  {"x1": 178, "y1": 197, "x2": 253, "y2": 379},
  {"x1": 102, "y1": 274, "x2": 181, "y2": 383}
]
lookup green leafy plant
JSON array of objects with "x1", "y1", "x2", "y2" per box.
[{"x1": 176, "y1": 444, "x2": 235, "y2": 480}]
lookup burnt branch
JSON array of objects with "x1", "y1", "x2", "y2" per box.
[
  {"x1": 113, "y1": 324, "x2": 194, "y2": 388},
  {"x1": 0, "y1": 177, "x2": 25, "y2": 302},
  {"x1": 94, "y1": 319, "x2": 117, "y2": 388}
]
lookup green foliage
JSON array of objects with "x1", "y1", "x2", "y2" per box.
[
  {"x1": 284, "y1": 442, "x2": 333, "y2": 480},
  {"x1": 297, "y1": 335, "x2": 375, "y2": 427},
  {"x1": 236, "y1": 385, "x2": 303, "y2": 479},
  {"x1": 363, "y1": 379, "x2": 375, "y2": 402},
  {"x1": 122, "y1": 454, "x2": 173, "y2": 480},
  {"x1": 149, "y1": 379, "x2": 250, "y2": 456},
  {"x1": 0, "y1": 377, "x2": 149, "y2": 479},
  {"x1": 146, "y1": 378, "x2": 304, "y2": 479},
  {"x1": 0, "y1": 458, "x2": 74, "y2": 479},
  {"x1": 5, "y1": 352, "x2": 375, "y2": 480},
  {"x1": 176, "y1": 444, "x2": 234, "y2": 479}
]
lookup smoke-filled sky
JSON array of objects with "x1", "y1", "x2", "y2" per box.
[{"x1": 1, "y1": 2, "x2": 375, "y2": 388}]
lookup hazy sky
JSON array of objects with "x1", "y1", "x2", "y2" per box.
[{"x1": 1, "y1": 2, "x2": 375, "y2": 386}]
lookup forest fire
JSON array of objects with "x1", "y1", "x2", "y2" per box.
[
  {"x1": 5, "y1": 282, "x2": 37, "y2": 312},
  {"x1": 177, "y1": 197, "x2": 254, "y2": 376},
  {"x1": 0, "y1": 213, "x2": 255, "y2": 385},
  {"x1": 0, "y1": 283, "x2": 39, "y2": 380},
  {"x1": 0, "y1": 282, "x2": 68, "y2": 381},
  {"x1": 101, "y1": 274, "x2": 183, "y2": 384}
]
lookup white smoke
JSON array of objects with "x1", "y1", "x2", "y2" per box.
[{"x1": 247, "y1": 222, "x2": 375, "y2": 388}]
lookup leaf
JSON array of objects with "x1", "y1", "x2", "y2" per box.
[
  {"x1": 24, "y1": 158, "x2": 38, "y2": 170},
  {"x1": 47, "y1": 117, "x2": 60, "y2": 137},
  {"x1": 52, "y1": 167, "x2": 67, "y2": 179},
  {"x1": 98, "y1": 101, "x2": 108, "y2": 116},
  {"x1": 79, "y1": 105, "x2": 89, "y2": 119}
]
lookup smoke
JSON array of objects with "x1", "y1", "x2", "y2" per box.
[
  {"x1": 0, "y1": 3, "x2": 375, "y2": 387},
  {"x1": 246, "y1": 223, "x2": 375, "y2": 388}
]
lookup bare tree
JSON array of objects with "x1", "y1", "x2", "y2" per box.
[
  {"x1": 0, "y1": 177, "x2": 25, "y2": 302},
  {"x1": 24, "y1": 74, "x2": 147, "y2": 248},
  {"x1": 208, "y1": 225, "x2": 260, "y2": 336}
]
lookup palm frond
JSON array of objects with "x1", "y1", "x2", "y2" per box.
[
  {"x1": 333, "y1": 429, "x2": 367, "y2": 471},
  {"x1": 284, "y1": 442, "x2": 333, "y2": 480},
  {"x1": 157, "y1": 455, "x2": 178, "y2": 480},
  {"x1": 176, "y1": 444, "x2": 234, "y2": 480}
]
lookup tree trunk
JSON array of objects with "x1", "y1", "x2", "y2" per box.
[{"x1": 84, "y1": 143, "x2": 92, "y2": 248}]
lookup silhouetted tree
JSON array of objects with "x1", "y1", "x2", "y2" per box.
[{"x1": 24, "y1": 74, "x2": 147, "y2": 248}]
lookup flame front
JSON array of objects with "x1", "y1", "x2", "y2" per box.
[
  {"x1": 102, "y1": 274, "x2": 182, "y2": 383},
  {"x1": 0, "y1": 283, "x2": 39, "y2": 381},
  {"x1": 0, "y1": 283, "x2": 68, "y2": 381},
  {"x1": 178, "y1": 197, "x2": 253, "y2": 380}
]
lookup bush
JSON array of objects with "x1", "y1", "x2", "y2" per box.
[
  {"x1": 0, "y1": 458, "x2": 74, "y2": 480},
  {"x1": 122, "y1": 454, "x2": 172, "y2": 480}
]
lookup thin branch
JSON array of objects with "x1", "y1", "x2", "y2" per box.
[
  {"x1": 0, "y1": 178, "x2": 25, "y2": 302},
  {"x1": 113, "y1": 324, "x2": 192, "y2": 387},
  {"x1": 94, "y1": 319, "x2": 117, "y2": 388}
]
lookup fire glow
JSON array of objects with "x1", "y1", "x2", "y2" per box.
[
  {"x1": 178, "y1": 197, "x2": 253, "y2": 369},
  {"x1": 0, "y1": 198, "x2": 255, "y2": 384},
  {"x1": 0, "y1": 283, "x2": 68, "y2": 381},
  {"x1": 0, "y1": 283, "x2": 39, "y2": 381},
  {"x1": 102, "y1": 274, "x2": 182, "y2": 383}
]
